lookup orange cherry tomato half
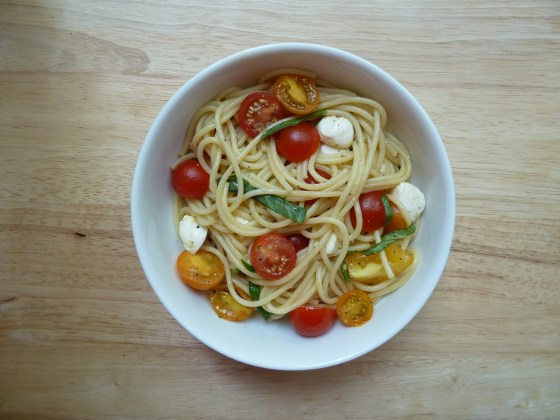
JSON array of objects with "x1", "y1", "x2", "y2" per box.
[
  {"x1": 238, "y1": 91, "x2": 288, "y2": 138},
  {"x1": 176, "y1": 250, "x2": 225, "y2": 290},
  {"x1": 304, "y1": 168, "x2": 331, "y2": 205},
  {"x1": 384, "y1": 201, "x2": 409, "y2": 233},
  {"x1": 290, "y1": 306, "x2": 337, "y2": 337},
  {"x1": 250, "y1": 233, "x2": 297, "y2": 280},
  {"x1": 350, "y1": 191, "x2": 387, "y2": 233},
  {"x1": 276, "y1": 122, "x2": 320, "y2": 163},
  {"x1": 171, "y1": 159, "x2": 210, "y2": 199},
  {"x1": 273, "y1": 74, "x2": 320, "y2": 115},
  {"x1": 336, "y1": 290, "x2": 374, "y2": 327},
  {"x1": 210, "y1": 284, "x2": 254, "y2": 322}
]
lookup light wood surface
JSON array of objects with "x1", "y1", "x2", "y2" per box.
[{"x1": 1, "y1": 1, "x2": 559, "y2": 418}]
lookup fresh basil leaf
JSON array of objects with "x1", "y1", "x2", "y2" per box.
[
  {"x1": 248, "y1": 281, "x2": 261, "y2": 301},
  {"x1": 224, "y1": 177, "x2": 249, "y2": 194},
  {"x1": 340, "y1": 259, "x2": 351, "y2": 283},
  {"x1": 381, "y1": 194, "x2": 392, "y2": 228},
  {"x1": 256, "y1": 305, "x2": 271, "y2": 320},
  {"x1": 362, "y1": 223, "x2": 416, "y2": 256},
  {"x1": 252, "y1": 195, "x2": 307, "y2": 223},
  {"x1": 260, "y1": 108, "x2": 328, "y2": 138},
  {"x1": 225, "y1": 177, "x2": 307, "y2": 223},
  {"x1": 241, "y1": 259, "x2": 255, "y2": 273},
  {"x1": 248, "y1": 281, "x2": 271, "y2": 320}
]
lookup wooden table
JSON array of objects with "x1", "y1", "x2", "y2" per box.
[{"x1": 1, "y1": 1, "x2": 559, "y2": 418}]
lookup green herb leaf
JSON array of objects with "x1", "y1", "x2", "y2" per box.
[
  {"x1": 260, "y1": 108, "x2": 328, "y2": 138},
  {"x1": 225, "y1": 177, "x2": 307, "y2": 223},
  {"x1": 361, "y1": 223, "x2": 416, "y2": 256},
  {"x1": 381, "y1": 194, "x2": 392, "y2": 228},
  {"x1": 241, "y1": 259, "x2": 255, "y2": 273},
  {"x1": 253, "y1": 195, "x2": 306, "y2": 223},
  {"x1": 248, "y1": 281, "x2": 271, "y2": 320},
  {"x1": 340, "y1": 259, "x2": 351, "y2": 283}
]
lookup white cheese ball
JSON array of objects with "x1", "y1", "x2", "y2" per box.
[
  {"x1": 317, "y1": 116, "x2": 354, "y2": 148},
  {"x1": 179, "y1": 215, "x2": 207, "y2": 254},
  {"x1": 391, "y1": 182, "x2": 426, "y2": 222}
]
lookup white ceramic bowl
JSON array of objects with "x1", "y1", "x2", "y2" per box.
[{"x1": 131, "y1": 43, "x2": 455, "y2": 370}]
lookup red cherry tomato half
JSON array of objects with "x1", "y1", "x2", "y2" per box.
[
  {"x1": 290, "y1": 306, "x2": 337, "y2": 337},
  {"x1": 238, "y1": 92, "x2": 288, "y2": 138},
  {"x1": 171, "y1": 159, "x2": 210, "y2": 199},
  {"x1": 250, "y1": 233, "x2": 297, "y2": 280},
  {"x1": 350, "y1": 191, "x2": 387, "y2": 233},
  {"x1": 276, "y1": 122, "x2": 320, "y2": 163},
  {"x1": 304, "y1": 169, "x2": 331, "y2": 185},
  {"x1": 285, "y1": 233, "x2": 310, "y2": 253},
  {"x1": 304, "y1": 169, "x2": 332, "y2": 205}
]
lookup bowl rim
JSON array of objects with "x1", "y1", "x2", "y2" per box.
[{"x1": 131, "y1": 42, "x2": 456, "y2": 370}]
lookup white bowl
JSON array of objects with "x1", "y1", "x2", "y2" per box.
[{"x1": 131, "y1": 43, "x2": 455, "y2": 370}]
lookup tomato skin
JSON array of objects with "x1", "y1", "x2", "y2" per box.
[
  {"x1": 346, "y1": 244, "x2": 414, "y2": 284},
  {"x1": 384, "y1": 202, "x2": 408, "y2": 233},
  {"x1": 336, "y1": 290, "x2": 374, "y2": 327},
  {"x1": 304, "y1": 169, "x2": 331, "y2": 185},
  {"x1": 238, "y1": 92, "x2": 288, "y2": 138},
  {"x1": 171, "y1": 159, "x2": 210, "y2": 199},
  {"x1": 176, "y1": 250, "x2": 225, "y2": 290},
  {"x1": 290, "y1": 306, "x2": 337, "y2": 337},
  {"x1": 210, "y1": 284, "x2": 254, "y2": 322},
  {"x1": 350, "y1": 191, "x2": 387, "y2": 233},
  {"x1": 382, "y1": 244, "x2": 414, "y2": 277},
  {"x1": 304, "y1": 169, "x2": 331, "y2": 205},
  {"x1": 285, "y1": 233, "x2": 310, "y2": 253},
  {"x1": 273, "y1": 75, "x2": 320, "y2": 115},
  {"x1": 250, "y1": 233, "x2": 297, "y2": 280},
  {"x1": 276, "y1": 122, "x2": 320, "y2": 163}
]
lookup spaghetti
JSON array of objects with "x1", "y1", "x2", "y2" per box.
[{"x1": 172, "y1": 69, "x2": 421, "y2": 327}]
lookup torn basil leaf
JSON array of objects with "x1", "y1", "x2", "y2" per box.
[
  {"x1": 361, "y1": 223, "x2": 416, "y2": 256},
  {"x1": 225, "y1": 177, "x2": 307, "y2": 223},
  {"x1": 248, "y1": 281, "x2": 272, "y2": 320},
  {"x1": 260, "y1": 108, "x2": 327, "y2": 139}
]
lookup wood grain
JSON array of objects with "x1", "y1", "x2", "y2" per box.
[{"x1": 1, "y1": 1, "x2": 559, "y2": 418}]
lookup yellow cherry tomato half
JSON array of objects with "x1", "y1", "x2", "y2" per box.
[
  {"x1": 273, "y1": 74, "x2": 320, "y2": 115},
  {"x1": 346, "y1": 244, "x2": 414, "y2": 284},
  {"x1": 383, "y1": 243, "x2": 414, "y2": 276},
  {"x1": 210, "y1": 284, "x2": 254, "y2": 322},
  {"x1": 336, "y1": 290, "x2": 374, "y2": 327},
  {"x1": 176, "y1": 250, "x2": 225, "y2": 290}
]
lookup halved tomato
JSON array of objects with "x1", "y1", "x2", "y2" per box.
[
  {"x1": 385, "y1": 201, "x2": 408, "y2": 233},
  {"x1": 238, "y1": 92, "x2": 288, "y2": 138},
  {"x1": 350, "y1": 191, "x2": 387, "y2": 233},
  {"x1": 171, "y1": 159, "x2": 210, "y2": 200},
  {"x1": 304, "y1": 168, "x2": 331, "y2": 205},
  {"x1": 285, "y1": 233, "x2": 310, "y2": 253},
  {"x1": 336, "y1": 290, "x2": 373, "y2": 327},
  {"x1": 250, "y1": 233, "x2": 297, "y2": 280},
  {"x1": 176, "y1": 250, "x2": 225, "y2": 290},
  {"x1": 210, "y1": 284, "x2": 253, "y2": 322},
  {"x1": 276, "y1": 122, "x2": 320, "y2": 163},
  {"x1": 345, "y1": 243, "x2": 414, "y2": 284},
  {"x1": 273, "y1": 75, "x2": 320, "y2": 115},
  {"x1": 290, "y1": 306, "x2": 337, "y2": 337}
]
